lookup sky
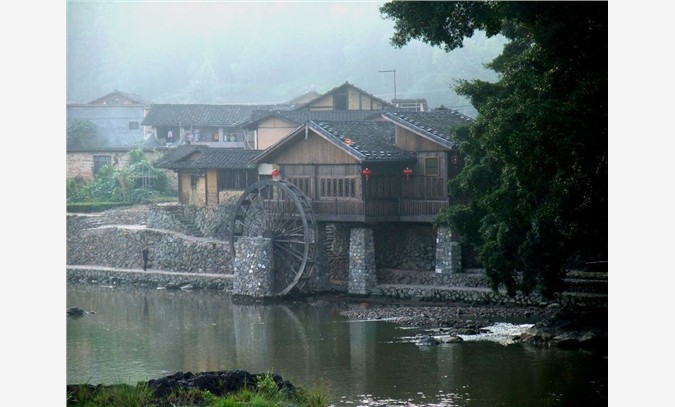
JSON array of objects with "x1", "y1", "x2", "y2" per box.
[{"x1": 65, "y1": 0, "x2": 506, "y2": 114}]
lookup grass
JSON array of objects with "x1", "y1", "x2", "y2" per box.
[{"x1": 67, "y1": 373, "x2": 329, "y2": 407}]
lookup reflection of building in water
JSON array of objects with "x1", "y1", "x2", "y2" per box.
[
  {"x1": 232, "y1": 305, "x2": 272, "y2": 371},
  {"x1": 349, "y1": 320, "x2": 377, "y2": 395}
]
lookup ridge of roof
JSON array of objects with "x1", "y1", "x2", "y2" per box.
[
  {"x1": 292, "y1": 81, "x2": 395, "y2": 111},
  {"x1": 87, "y1": 90, "x2": 153, "y2": 105}
]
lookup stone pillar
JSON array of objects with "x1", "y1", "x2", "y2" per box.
[
  {"x1": 233, "y1": 237, "x2": 275, "y2": 297},
  {"x1": 308, "y1": 225, "x2": 330, "y2": 292},
  {"x1": 348, "y1": 228, "x2": 377, "y2": 295},
  {"x1": 435, "y1": 226, "x2": 462, "y2": 274}
]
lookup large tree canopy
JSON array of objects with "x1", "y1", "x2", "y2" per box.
[{"x1": 380, "y1": 1, "x2": 607, "y2": 297}]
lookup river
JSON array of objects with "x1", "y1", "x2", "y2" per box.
[{"x1": 67, "y1": 283, "x2": 607, "y2": 406}]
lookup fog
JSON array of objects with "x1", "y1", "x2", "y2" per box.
[{"x1": 67, "y1": 1, "x2": 507, "y2": 116}]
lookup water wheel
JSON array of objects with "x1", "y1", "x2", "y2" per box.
[{"x1": 229, "y1": 179, "x2": 317, "y2": 296}]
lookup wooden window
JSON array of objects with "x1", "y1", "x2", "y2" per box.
[
  {"x1": 289, "y1": 177, "x2": 312, "y2": 197},
  {"x1": 425, "y1": 157, "x2": 440, "y2": 176},
  {"x1": 319, "y1": 177, "x2": 358, "y2": 199},
  {"x1": 128, "y1": 121, "x2": 140, "y2": 130},
  {"x1": 191, "y1": 174, "x2": 200, "y2": 187},
  {"x1": 218, "y1": 170, "x2": 254, "y2": 190},
  {"x1": 333, "y1": 90, "x2": 348, "y2": 111}
]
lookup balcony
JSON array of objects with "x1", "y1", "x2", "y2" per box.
[{"x1": 312, "y1": 198, "x2": 450, "y2": 223}]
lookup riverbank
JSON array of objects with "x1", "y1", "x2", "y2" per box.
[{"x1": 309, "y1": 292, "x2": 608, "y2": 354}]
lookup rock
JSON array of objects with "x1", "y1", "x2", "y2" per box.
[
  {"x1": 67, "y1": 307, "x2": 85, "y2": 317},
  {"x1": 442, "y1": 335, "x2": 464, "y2": 343},
  {"x1": 416, "y1": 335, "x2": 440, "y2": 346}
]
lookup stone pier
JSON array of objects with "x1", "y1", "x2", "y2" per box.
[
  {"x1": 348, "y1": 227, "x2": 377, "y2": 295},
  {"x1": 232, "y1": 237, "x2": 275, "y2": 297},
  {"x1": 435, "y1": 226, "x2": 462, "y2": 274}
]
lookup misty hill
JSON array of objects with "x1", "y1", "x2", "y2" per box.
[{"x1": 67, "y1": 2, "x2": 507, "y2": 118}]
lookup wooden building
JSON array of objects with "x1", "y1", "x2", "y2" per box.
[
  {"x1": 254, "y1": 108, "x2": 472, "y2": 223},
  {"x1": 243, "y1": 82, "x2": 396, "y2": 150},
  {"x1": 154, "y1": 145, "x2": 261, "y2": 206},
  {"x1": 141, "y1": 104, "x2": 289, "y2": 149}
]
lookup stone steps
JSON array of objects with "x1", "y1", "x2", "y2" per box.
[{"x1": 162, "y1": 205, "x2": 204, "y2": 237}]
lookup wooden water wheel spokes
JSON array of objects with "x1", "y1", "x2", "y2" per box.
[{"x1": 230, "y1": 179, "x2": 317, "y2": 296}]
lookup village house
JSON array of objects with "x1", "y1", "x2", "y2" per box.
[
  {"x1": 243, "y1": 82, "x2": 396, "y2": 150},
  {"x1": 153, "y1": 145, "x2": 261, "y2": 206},
  {"x1": 140, "y1": 103, "x2": 290, "y2": 149},
  {"x1": 254, "y1": 107, "x2": 472, "y2": 222},
  {"x1": 66, "y1": 90, "x2": 161, "y2": 180}
]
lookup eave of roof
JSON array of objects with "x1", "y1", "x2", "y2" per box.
[
  {"x1": 254, "y1": 120, "x2": 415, "y2": 164},
  {"x1": 154, "y1": 145, "x2": 260, "y2": 170},
  {"x1": 141, "y1": 104, "x2": 283, "y2": 127}
]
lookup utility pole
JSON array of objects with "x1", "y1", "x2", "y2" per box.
[{"x1": 378, "y1": 69, "x2": 396, "y2": 102}]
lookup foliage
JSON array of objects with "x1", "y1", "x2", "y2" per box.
[
  {"x1": 67, "y1": 374, "x2": 330, "y2": 407},
  {"x1": 67, "y1": 383, "x2": 153, "y2": 407},
  {"x1": 381, "y1": 2, "x2": 607, "y2": 298},
  {"x1": 67, "y1": 119, "x2": 103, "y2": 150},
  {"x1": 67, "y1": 148, "x2": 172, "y2": 205}
]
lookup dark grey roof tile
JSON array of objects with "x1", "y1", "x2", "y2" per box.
[
  {"x1": 154, "y1": 145, "x2": 260, "y2": 170},
  {"x1": 382, "y1": 110, "x2": 473, "y2": 148}
]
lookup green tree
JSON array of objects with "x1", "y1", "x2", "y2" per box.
[
  {"x1": 66, "y1": 148, "x2": 170, "y2": 204},
  {"x1": 380, "y1": 1, "x2": 607, "y2": 298},
  {"x1": 67, "y1": 119, "x2": 99, "y2": 150}
]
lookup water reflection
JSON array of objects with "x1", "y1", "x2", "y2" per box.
[{"x1": 67, "y1": 284, "x2": 607, "y2": 406}]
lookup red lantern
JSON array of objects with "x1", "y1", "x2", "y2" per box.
[
  {"x1": 271, "y1": 168, "x2": 281, "y2": 179},
  {"x1": 361, "y1": 167, "x2": 373, "y2": 181},
  {"x1": 403, "y1": 167, "x2": 413, "y2": 180}
]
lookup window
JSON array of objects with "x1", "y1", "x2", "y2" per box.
[
  {"x1": 93, "y1": 155, "x2": 111, "y2": 175},
  {"x1": 191, "y1": 174, "x2": 200, "y2": 187},
  {"x1": 218, "y1": 170, "x2": 255, "y2": 190},
  {"x1": 425, "y1": 157, "x2": 440, "y2": 176},
  {"x1": 333, "y1": 90, "x2": 348, "y2": 111},
  {"x1": 128, "y1": 121, "x2": 140, "y2": 130},
  {"x1": 319, "y1": 177, "x2": 357, "y2": 198}
]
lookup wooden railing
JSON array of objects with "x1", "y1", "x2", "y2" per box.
[{"x1": 311, "y1": 198, "x2": 449, "y2": 222}]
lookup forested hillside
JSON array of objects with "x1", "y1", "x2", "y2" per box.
[{"x1": 66, "y1": 2, "x2": 506, "y2": 117}]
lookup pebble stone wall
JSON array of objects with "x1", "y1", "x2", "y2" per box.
[
  {"x1": 67, "y1": 204, "x2": 552, "y2": 308},
  {"x1": 435, "y1": 226, "x2": 462, "y2": 274},
  {"x1": 348, "y1": 228, "x2": 377, "y2": 295},
  {"x1": 232, "y1": 237, "x2": 275, "y2": 297}
]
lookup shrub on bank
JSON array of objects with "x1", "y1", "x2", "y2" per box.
[{"x1": 66, "y1": 372, "x2": 329, "y2": 407}]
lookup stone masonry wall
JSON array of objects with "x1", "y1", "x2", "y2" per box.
[
  {"x1": 435, "y1": 226, "x2": 462, "y2": 274},
  {"x1": 67, "y1": 225, "x2": 231, "y2": 274},
  {"x1": 374, "y1": 223, "x2": 435, "y2": 271},
  {"x1": 348, "y1": 228, "x2": 377, "y2": 295},
  {"x1": 232, "y1": 237, "x2": 275, "y2": 297}
]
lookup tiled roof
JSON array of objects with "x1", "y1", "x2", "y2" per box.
[
  {"x1": 154, "y1": 145, "x2": 260, "y2": 170},
  {"x1": 308, "y1": 121, "x2": 416, "y2": 162},
  {"x1": 382, "y1": 109, "x2": 473, "y2": 148},
  {"x1": 142, "y1": 104, "x2": 285, "y2": 127},
  {"x1": 242, "y1": 109, "x2": 381, "y2": 129}
]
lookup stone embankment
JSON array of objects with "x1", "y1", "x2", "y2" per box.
[
  {"x1": 67, "y1": 204, "x2": 235, "y2": 289},
  {"x1": 67, "y1": 204, "x2": 607, "y2": 311}
]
